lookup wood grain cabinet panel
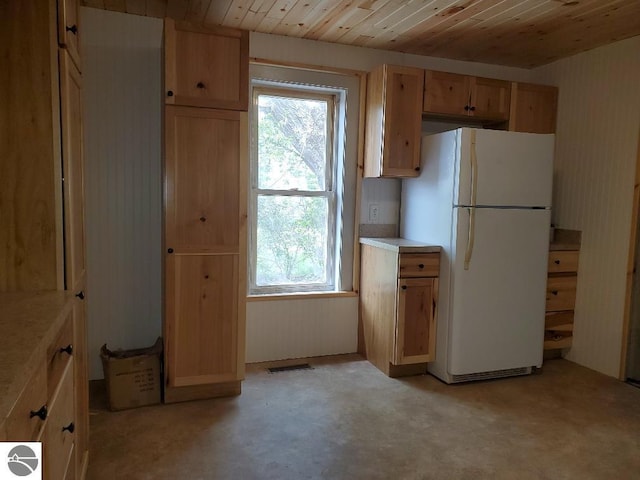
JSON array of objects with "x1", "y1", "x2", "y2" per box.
[
  {"x1": 424, "y1": 70, "x2": 510, "y2": 122},
  {"x1": 364, "y1": 64, "x2": 423, "y2": 178},
  {"x1": 58, "y1": 0, "x2": 81, "y2": 71},
  {"x1": 165, "y1": 18, "x2": 249, "y2": 110},
  {"x1": 360, "y1": 243, "x2": 439, "y2": 377},
  {"x1": 544, "y1": 247, "x2": 579, "y2": 351},
  {"x1": 509, "y1": 82, "x2": 558, "y2": 134}
]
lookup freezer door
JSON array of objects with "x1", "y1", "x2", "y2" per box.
[
  {"x1": 448, "y1": 207, "x2": 549, "y2": 375},
  {"x1": 455, "y1": 128, "x2": 554, "y2": 208}
]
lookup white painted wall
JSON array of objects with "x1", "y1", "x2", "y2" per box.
[
  {"x1": 82, "y1": 8, "x2": 163, "y2": 379},
  {"x1": 532, "y1": 36, "x2": 640, "y2": 378}
]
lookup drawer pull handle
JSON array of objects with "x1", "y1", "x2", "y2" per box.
[
  {"x1": 196, "y1": 82, "x2": 205, "y2": 89},
  {"x1": 62, "y1": 422, "x2": 75, "y2": 434},
  {"x1": 30, "y1": 405, "x2": 47, "y2": 420},
  {"x1": 76, "y1": 291, "x2": 85, "y2": 300},
  {"x1": 167, "y1": 90, "x2": 174, "y2": 97},
  {"x1": 401, "y1": 285, "x2": 407, "y2": 290},
  {"x1": 551, "y1": 290, "x2": 559, "y2": 296},
  {"x1": 418, "y1": 264, "x2": 424, "y2": 269},
  {"x1": 554, "y1": 260, "x2": 560, "y2": 265},
  {"x1": 65, "y1": 24, "x2": 78, "y2": 35},
  {"x1": 59, "y1": 344, "x2": 73, "y2": 356}
]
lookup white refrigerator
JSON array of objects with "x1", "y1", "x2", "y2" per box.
[{"x1": 401, "y1": 128, "x2": 555, "y2": 384}]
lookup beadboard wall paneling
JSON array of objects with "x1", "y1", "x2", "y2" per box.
[
  {"x1": 532, "y1": 36, "x2": 640, "y2": 378},
  {"x1": 82, "y1": 8, "x2": 163, "y2": 379},
  {"x1": 246, "y1": 296, "x2": 358, "y2": 363}
]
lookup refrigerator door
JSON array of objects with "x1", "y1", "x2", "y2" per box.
[
  {"x1": 448, "y1": 207, "x2": 550, "y2": 376},
  {"x1": 454, "y1": 128, "x2": 554, "y2": 208}
]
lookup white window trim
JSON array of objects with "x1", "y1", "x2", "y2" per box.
[{"x1": 248, "y1": 64, "x2": 359, "y2": 296}]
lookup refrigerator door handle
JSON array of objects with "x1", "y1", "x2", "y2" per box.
[{"x1": 464, "y1": 131, "x2": 478, "y2": 270}]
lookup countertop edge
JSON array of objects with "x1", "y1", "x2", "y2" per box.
[
  {"x1": 0, "y1": 291, "x2": 75, "y2": 427},
  {"x1": 360, "y1": 237, "x2": 442, "y2": 253}
]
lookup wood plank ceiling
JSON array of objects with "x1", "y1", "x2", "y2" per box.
[{"x1": 81, "y1": 0, "x2": 640, "y2": 68}]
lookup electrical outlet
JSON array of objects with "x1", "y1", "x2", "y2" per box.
[{"x1": 368, "y1": 203, "x2": 380, "y2": 223}]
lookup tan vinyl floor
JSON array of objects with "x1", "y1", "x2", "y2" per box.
[{"x1": 87, "y1": 355, "x2": 640, "y2": 480}]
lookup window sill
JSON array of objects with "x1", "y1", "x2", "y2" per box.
[{"x1": 247, "y1": 291, "x2": 358, "y2": 302}]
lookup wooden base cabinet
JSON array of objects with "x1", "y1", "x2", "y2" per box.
[
  {"x1": 360, "y1": 239, "x2": 440, "y2": 377},
  {"x1": 544, "y1": 249, "x2": 579, "y2": 350}
]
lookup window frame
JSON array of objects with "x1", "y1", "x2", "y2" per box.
[{"x1": 249, "y1": 85, "x2": 341, "y2": 295}]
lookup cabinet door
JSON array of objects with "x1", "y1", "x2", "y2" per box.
[
  {"x1": 423, "y1": 70, "x2": 470, "y2": 116},
  {"x1": 165, "y1": 18, "x2": 248, "y2": 110},
  {"x1": 166, "y1": 254, "x2": 239, "y2": 387},
  {"x1": 165, "y1": 106, "x2": 241, "y2": 253},
  {"x1": 60, "y1": 50, "x2": 86, "y2": 295},
  {"x1": 58, "y1": 0, "x2": 81, "y2": 71},
  {"x1": 394, "y1": 277, "x2": 438, "y2": 365},
  {"x1": 471, "y1": 77, "x2": 511, "y2": 121},
  {"x1": 509, "y1": 82, "x2": 558, "y2": 134},
  {"x1": 381, "y1": 65, "x2": 423, "y2": 177}
]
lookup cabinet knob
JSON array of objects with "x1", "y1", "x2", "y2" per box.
[
  {"x1": 167, "y1": 90, "x2": 174, "y2": 97},
  {"x1": 75, "y1": 291, "x2": 85, "y2": 300},
  {"x1": 464, "y1": 105, "x2": 470, "y2": 111},
  {"x1": 470, "y1": 106, "x2": 476, "y2": 111},
  {"x1": 200, "y1": 216, "x2": 207, "y2": 222},
  {"x1": 30, "y1": 405, "x2": 47, "y2": 421},
  {"x1": 196, "y1": 82, "x2": 205, "y2": 89},
  {"x1": 401, "y1": 285, "x2": 407, "y2": 290},
  {"x1": 554, "y1": 259, "x2": 560, "y2": 265},
  {"x1": 167, "y1": 248, "x2": 174, "y2": 254},
  {"x1": 66, "y1": 24, "x2": 78, "y2": 35},
  {"x1": 62, "y1": 422, "x2": 75, "y2": 434},
  {"x1": 414, "y1": 167, "x2": 420, "y2": 172},
  {"x1": 59, "y1": 344, "x2": 73, "y2": 356},
  {"x1": 418, "y1": 264, "x2": 424, "y2": 269},
  {"x1": 551, "y1": 290, "x2": 559, "y2": 296}
]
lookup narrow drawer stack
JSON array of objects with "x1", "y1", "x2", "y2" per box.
[{"x1": 544, "y1": 250, "x2": 579, "y2": 349}]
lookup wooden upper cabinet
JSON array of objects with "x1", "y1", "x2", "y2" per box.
[
  {"x1": 424, "y1": 70, "x2": 511, "y2": 122},
  {"x1": 58, "y1": 0, "x2": 81, "y2": 71},
  {"x1": 509, "y1": 82, "x2": 558, "y2": 134},
  {"x1": 165, "y1": 106, "x2": 241, "y2": 254},
  {"x1": 164, "y1": 18, "x2": 249, "y2": 111},
  {"x1": 423, "y1": 70, "x2": 470, "y2": 117},
  {"x1": 364, "y1": 64, "x2": 423, "y2": 178}
]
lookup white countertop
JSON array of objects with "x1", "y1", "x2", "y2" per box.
[{"x1": 360, "y1": 237, "x2": 441, "y2": 253}]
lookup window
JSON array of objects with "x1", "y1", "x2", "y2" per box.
[{"x1": 249, "y1": 65, "x2": 358, "y2": 296}]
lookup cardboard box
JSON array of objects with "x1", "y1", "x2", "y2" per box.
[{"x1": 100, "y1": 337, "x2": 163, "y2": 411}]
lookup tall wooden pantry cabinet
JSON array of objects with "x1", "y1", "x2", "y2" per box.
[
  {"x1": 163, "y1": 19, "x2": 248, "y2": 403},
  {"x1": 0, "y1": 0, "x2": 89, "y2": 478}
]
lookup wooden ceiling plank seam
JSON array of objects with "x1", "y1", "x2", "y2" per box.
[
  {"x1": 103, "y1": 0, "x2": 127, "y2": 12},
  {"x1": 145, "y1": 0, "x2": 168, "y2": 17},
  {"x1": 417, "y1": 0, "x2": 544, "y2": 53},
  {"x1": 329, "y1": 0, "x2": 425, "y2": 44},
  {"x1": 83, "y1": 0, "x2": 107, "y2": 8},
  {"x1": 268, "y1": 0, "x2": 331, "y2": 36},
  {"x1": 203, "y1": 0, "x2": 233, "y2": 25},
  {"x1": 381, "y1": 0, "x2": 506, "y2": 51},
  {"x1": 428, "y1": 0, "x2": 563, "y2": 56},
  {"x1": 125, "y1": 0, "x2": 147, "y2": 15},
  {"x1": 308, "y1": 1, "x2": 387, "y2": 41},
  {"x1": 238, "y1": 0, "x2": 280, "y2": 31},
  {"x1": 391, "y1": 0, "x2": 486, "y2": 51},
  {"x1": 166, "y1": 0, "x2": 190, "y2": 20},
  {"x1": 255, "y1": 0, "x2": 301, "y2": 33},
  {"x1": 280, "y1": 0, "x2": 349, "y2": 38},
  {"x1": 218, "y1": 0, "x2": 254, "y2": 28},
  {"x1": 185, "y1": 0, "x2": 212, "y2": 23}
]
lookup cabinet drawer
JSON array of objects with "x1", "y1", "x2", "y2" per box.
[
  {"x1": 546, "y1": 275, "x2": 577, "y2": 312},
  {"x1": 47, "y1": 312, "x2": 74, "y2": 398},
  {"x1": 43, "y1": 363, "x2": 75, "y2": 480},
  {"x1": 399, "y1": 253, "x2": 439, "y2": 277},
  {"x1": 548, "y1": 250, "x2": 579, "y2": 273},
  {"x1": 5, "y1": 359, "x2": 48, "y2": 441}
]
